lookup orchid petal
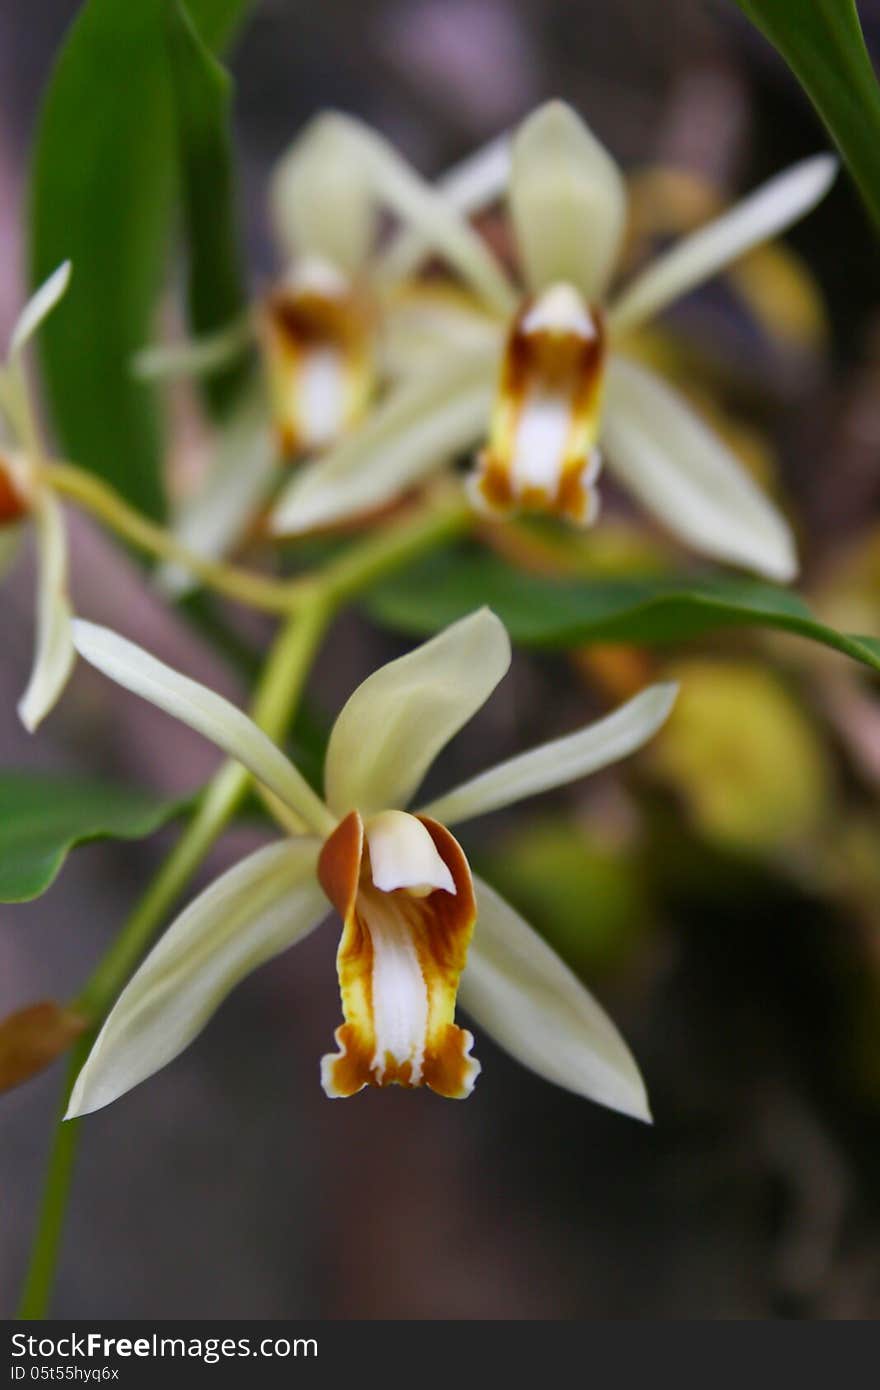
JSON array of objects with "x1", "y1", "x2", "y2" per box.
[
  {"x1": 421, "y1": 682, "x2": 677, "y2": 827},
  {"x1": 9, "y1": 262, "x2": 72, "y2": 361},
  {"x1": 327, "y1": 112, "x2": 516, "y2": 313},
  {"x1": 378, "y1": 133, "x2": 512, "y2": 283},
  {"x1": 17, "y1": 493, "x2": 75, "y2": 732},
  {"x1": 508, "y1": 101, "x2": 626, "y2": 299},
  {"x1": 602, "y1": 356, "x2": 798, "y2": 581},
  {"x1": 460, "y1": 876, "x2": 650, "y2": 1120},
  {"x1": 608, "y1": 154, "x2": 837, "y2": 335},
  {"x1": 270, "y1": 113, "x2": 377, "y2": 275},
  {"x1": 132, "y1": 316, "x2": 254, "y2": 382},
  {"x1": 324, "y1": 609, "x2": 511, "y2": 819},
  {"x1": 66, "y1": 839, "x2": 326, "y2": 1117},
  {"x1": 157, "y1": 385, "x2": 276, "y2": 597},
  {"x1": 270, "y1": 352, "x2": 497, "y2": 535},
  {"x1": 72, "y1": 621, "x2": 335, "y2": 835}
]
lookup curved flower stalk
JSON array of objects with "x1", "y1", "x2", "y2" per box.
[
  {"x1": 272, "y1": 101, "x2": 837, "y2": 581},
  {"x1": 145, "y1": 114, "x2": 512, "y2": 594},
  {"x1": 69, "y1": 609, "x2": 676, "y2": 1119},
  {"x1": 0, "y1": 263, "x2": 76, "y2": 731}
]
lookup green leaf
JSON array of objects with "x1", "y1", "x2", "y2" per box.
[
  {"x1": 364, "y1": 548, "x2": 880, "y2": 672},
  {"x1": 0, "y1": 773, "x2": 187, "y2": 903},
  {"x1": 28, "y1": 0, "x2": 252, "y2": 518},
  {"x1": 167, "y1": 0, "x2": 251, "y2": 416},
  {"x1": 734, "y1": 0, "x2": 880, "y2": 228}
]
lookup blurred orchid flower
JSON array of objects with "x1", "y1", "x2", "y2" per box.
[
  {"x1": 0, "y1": 263, "x2": 75, "y2": 731},
  {"x1": 69, "y1": 609, "x2": 676, "y2": 1118},
  {"x1": 142, "y1": 113, "x2": 511, "y2": 593},
  {"x1": 272, "y1": 101, "x2": 837, "y2": 581}
]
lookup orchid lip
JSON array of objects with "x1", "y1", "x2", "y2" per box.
[
  {"x1": 318, "y1": 810, "x2": 480, "y2": 1099},
  {"x1": 470, "y1": 284, "x2": 606, "y2": 524}
]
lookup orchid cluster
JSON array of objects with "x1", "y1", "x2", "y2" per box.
[{"x1": 1, "y1": 97, "x2": 840, "y2": 1145}]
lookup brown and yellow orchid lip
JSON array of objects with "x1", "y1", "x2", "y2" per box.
[
  {"x1": 317, "y1": 808, "x2": 480, "y2": 1100},
  {"x1": 0, "y1": 453, "x2": 29, "y2": 526},
  {"x1": 470, "y1": 283, "x2": 606, "y2": 526},
  {"x1": 259, "y1": 262, "x2": 375, "y2": 460}
]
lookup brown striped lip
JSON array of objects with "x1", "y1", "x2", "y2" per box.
[{"x1": 317, "y1": 809, "x2": 480, "y2": 1099}]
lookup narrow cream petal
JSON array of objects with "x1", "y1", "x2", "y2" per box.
[
  {"x1": 603, "y1": 355, "x2": 798, "y2": 580},
  {"x1": 17, "y1": 493, "x2": 75, "y2": 732},
  {"x1": 270, "y1": 113, "x2": 377, "y2": 274},
  {"x1": 421, "y1": 682, "x2": 677, "y2": 827},
  {"x1": 460, "y1": 877, "x2": 650, "y2": 1119},
  {"x1": 9, "y1": 262, "x2": 72, "y2": 360},
  {"x1": 72, "y1": 621, "x2": 335, "y2": 835},
  {"x1": 317, "y1": 112, "x2": 516, "y2": 313},
  {"x1": 365, "y1": 810, "x2": 456, "y2": 895},
  {"x1": 66, "y1": 840, "x2": 326, "y2": 1117},
  {"x1": 608, "y1": 154, "x2": 837, "y2": 335},
  {"x1": 324, "y1": 609, "x2": 511, "y2": 820},
  {"x1": 131, "y1": 316, "x2": 254, "y2": 381},
  {"x1": 157, "y1": 386, "x2": 276, "y2": 597},
  {"x1": 378, "y1": 133, "x2": 512, "y2": 284},
  {"x1": 508, "y1": 101, "x2": 626, "y2": 299},
  {"x1": 270, "y1": 352, "x2": 497, "y2": 535}
]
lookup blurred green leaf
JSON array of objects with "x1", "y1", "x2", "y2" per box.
[
  {"x1": 0, "y1": 772, "x2": 187, "y2": 903},
  {"x1": 365, "y1": 548, "x2": 880, "y2": 672},
  {"x1": 734, "y1": 0, "x2": 880, "y2": 227},
  {"x1": 167, "y1": 0, "x2": 251, "y2": 416},
  {"x1": 29, "y1": 0, "x2": 251, "y2": 518},
  {"x1": 477, "y1": 819, "x2": 649, "y2": 975}
]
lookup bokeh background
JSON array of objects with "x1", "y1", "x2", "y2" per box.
[{"x1": 3, "y1": 0, "x2": 880, "y2": 1318}]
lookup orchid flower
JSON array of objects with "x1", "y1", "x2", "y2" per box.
[
  {"x1": 146, "y1": 113, "x2": 511, "y2": 593},
  {"x1": 271, "y1": 101, "x2": 837, "y2": 581},
  {"x1": 68, "y1": 609, "x2": 676, "y2": 1119},
  {"x1": 0, "y1": 263, "x2": 75, "y2": 730}
]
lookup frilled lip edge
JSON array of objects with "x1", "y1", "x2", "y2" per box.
[{"x1": 317, "y1": 809, "x2": 480, "y2": 1099}]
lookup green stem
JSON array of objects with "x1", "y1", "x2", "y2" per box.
[
  {"x1": 16, "y1": 1035, "x2": 92, "y2": 1320},
  {"x1": 46, "y1": 461, "x2": 296, "y2": 615},
  {"x1": 16, "y1": 490, "x2": 470, "y2": 1319},
  {"x1": 322, "y1": 491, "x2": 473, "y2": 605},
  {"x1": 16, "y1": 599, "x2": 331, "y2": 1318}
]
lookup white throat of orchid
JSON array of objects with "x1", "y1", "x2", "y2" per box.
[
  {"x1": 318, "y1": 807, "x2": 480, "y2": 1100},
  {"x1": 469, "y1": 282, "x2": 605, "y2": 526},
  {"x1": 260, "y1": 255, "x2": 375, "y2": 459}
]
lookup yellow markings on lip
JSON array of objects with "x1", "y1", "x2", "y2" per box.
[
  {"x1": 471, "y1": 284, "x2": 606, "y2": 526},
  {"x1": 260, "y1": 276, "x2": 375, "y2": 460},
  {"x1": 317, "y1": 809, "x2": 480, "y2": 1100}
]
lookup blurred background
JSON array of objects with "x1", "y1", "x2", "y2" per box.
[{"x1": 2, "y1": 0, "x2": 880, "y2": 1319}]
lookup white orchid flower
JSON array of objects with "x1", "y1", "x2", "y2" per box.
[
  {"x1": 0, "y1": 263, "x2": 76, "y2": 731},
  {"x1": 272, "y1": 101, "x2": 837, "y2": 581},
  {"x1": 145, "y1": 114, "x2": 512, "y2": 595},
  {"x1": 69, "y1": 608, "x2": 676, "y2": 1119}
]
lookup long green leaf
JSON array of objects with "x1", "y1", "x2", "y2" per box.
[
  {"x1": 167, "y1": 0, "x2": 250, "y2": 416},
  {"x1": 734, "y1": 0, "x2": 880, "y2": 227},
  {"x1": 29, "y1": 0, "x2": 252, "y2": 518},
  {"x1": 365, "y1": 549, "x2": 880, "y2": 672},
  {"x1": 0, "y1": 773, "x2": 187, "y2": 903}
]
